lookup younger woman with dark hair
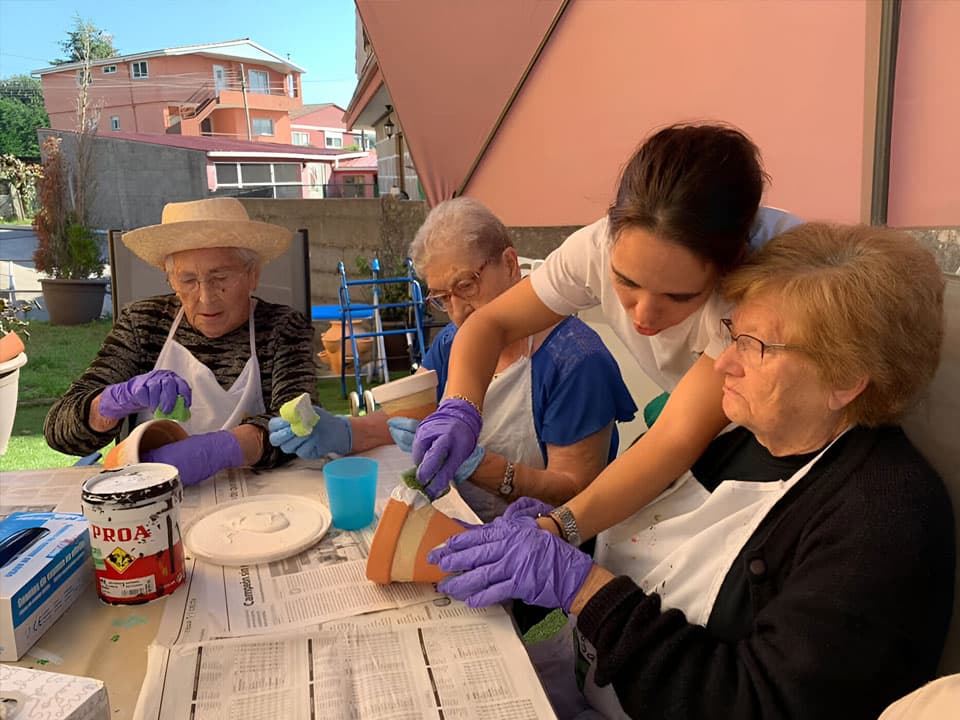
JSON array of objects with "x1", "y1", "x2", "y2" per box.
[{"x1": 411, "y1": 122, "x2": 801, "y2": 544}]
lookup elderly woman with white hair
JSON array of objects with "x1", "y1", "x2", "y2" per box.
[
  {"x1": 45, "y1": 198, "x2": 316, "y2": 485},
  {"x1": 270, "y1": 197, "x2": 637, "y2": 523}
]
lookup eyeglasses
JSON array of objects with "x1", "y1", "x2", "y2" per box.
[
  {"x1": 169, "y1": 267, "x2": 248, "y2": 297},
  {"x1": 720, "y1": 318, "x2": 804, "y2": 366},
  {"x1": 425, "y1": 257, "x2": 494, "y2": 312}
]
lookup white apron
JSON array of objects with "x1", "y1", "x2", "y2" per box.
[
  {"x1": 459, "y1": 336, "x2": 544, "y2": 522},
  {"x1": 578, "y1": 434, "x2": 846, "y2": 718},
  {"x1": 137, "y1": 300, "x2": 265, "y2": 434}
]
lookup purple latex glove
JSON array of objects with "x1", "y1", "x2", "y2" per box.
[
  {"x1": 411, "y1": 398, "x2": 482, "y2": 499},
  {"x1": 502, "y1": 497, "x2": 554, "y2": 522},
  {"x1": 428, "y1": 516, "x2": 593, "y2": 612},
  {"x1": 99, "y1": 370, "x2": 192, "y2": 420},
  {"x1": 140, "y1": 430, "x2": 243, "y2": 487}
]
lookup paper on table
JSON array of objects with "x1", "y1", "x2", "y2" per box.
[
  {"x1": 0, "y1": 465, "x2": 92, "y2": 520},
  {"x1": 155, "y1": 445, "x2": 474, "y2": 645},
  {"x1": 136, "y1": 601, "x2": 557, "y2": 720}
]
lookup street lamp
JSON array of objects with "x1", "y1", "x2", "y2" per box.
[{"x1": 383, "y1": 105, "x2": 395, "y2": 139}]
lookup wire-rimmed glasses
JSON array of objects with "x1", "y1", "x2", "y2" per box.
[
  {"x1": 169, "y1": 267, "x2": 248, "y2": 297},
  {"x1": 719, "y1": 318, "x2": 804, "y2": 365},
  {"x1": 425, "y1": 257, "x2": 494, "y2": 312}
]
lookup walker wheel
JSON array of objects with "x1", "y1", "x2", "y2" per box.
[
  {"x1": 363, "y1": 390, "x2": 377, "y2": 415},
  {"x1": 348, "y1": 391, "x2": 361, "y2": 417}
]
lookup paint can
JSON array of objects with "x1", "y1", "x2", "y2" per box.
[{"x1": 81, "y1": 462, "x2": 184, "y2": 605}]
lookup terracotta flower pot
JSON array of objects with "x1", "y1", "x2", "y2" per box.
[
  {"x1": 0, "y1": 351, "x2": 28, "y2": 455},
  {"x1": 366, "y1": 483, "x2": 467, "y2": 584},
  {"x1": 0, "y1": 332, "x2": 25, "y2": 363}
]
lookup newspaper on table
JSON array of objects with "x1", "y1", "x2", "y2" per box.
[
  {"x1": 136, "y1": 600, "x2": 557, "y2": 720},
  {"x1": 0, "y1": 464, "x2": 92, "y2": 520},
  {"x1": 155, "y1": 445, "x2": 471, "y2": 644}
]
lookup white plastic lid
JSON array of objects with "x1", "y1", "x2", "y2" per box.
[
  {"x1": 370, "y1": 369, "x2": 438, "y2": 404},
  {"x1": 183, "y1": 494, "x2": 332, "y2": 566}
]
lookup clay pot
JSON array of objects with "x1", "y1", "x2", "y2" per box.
[
  {"x1": 103, "y1": 419, "x2": 189, "y2": 469},
  {"x1": 366, "y1": 486, "x2": 467, "y2": 584}
]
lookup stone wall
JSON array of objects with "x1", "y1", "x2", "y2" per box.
[{"x1": 240, "y1": 196, "x2": 579, "y2": 306}]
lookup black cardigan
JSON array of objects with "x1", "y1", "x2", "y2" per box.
[{"x1": 577, "y1": 425, "x2": 955, "y2": 720}]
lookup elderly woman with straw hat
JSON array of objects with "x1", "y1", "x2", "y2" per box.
[{"x1": 44, "y1": 198, "x2": 316, "y2": 485}]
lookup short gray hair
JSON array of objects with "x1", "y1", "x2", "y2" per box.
[
  {"x1": 163, "y1": 246, "x2": 261, "y2": 274},
  {"x1": 408, "y1": 197, "x2": 511, "y2": 270}
]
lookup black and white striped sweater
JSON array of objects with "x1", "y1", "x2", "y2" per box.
[{"x1": 44, "y1": 294, "x2": 315, "y2": 468}]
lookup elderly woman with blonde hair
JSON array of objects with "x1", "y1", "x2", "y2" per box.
[{"x1": 430, "y1": 222, "x2": 955, "y2": 720}]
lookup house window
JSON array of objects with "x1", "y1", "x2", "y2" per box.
[
  {"x1": 102, "y1": 65, "x2": 116, "y2": 74},
  {"x1": 248, "y1": 69, "x2": 269, "y2": 94},
  {"x1": 325, "y1": 133, "x2": 343, "y2": 149},
  {"x1": 110, "y1": 116, "x2": 120, "y2": 131},
  {"x1": 251, "y1": 118, "x2": 274, "y2": 136},
  {"x1": 76, "y1": 69, "x2": 91, "y2": 86},
  {"x1": 131, "y1": 61, "x2": 148, "y2": 79},
  {"x1": 292, "y1": 132, "x2": 310, "y2": 146},
  {"x1": 213, "y1": 162, "x2": 302, "y2": 199}
]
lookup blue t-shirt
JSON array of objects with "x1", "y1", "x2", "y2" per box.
[{"x1": 423, "y1": 316, "x2": 637, "y2": 464}]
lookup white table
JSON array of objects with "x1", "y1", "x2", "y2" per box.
[{"x1": 0, "y1": 451, "x2": 557, "y2": 720}]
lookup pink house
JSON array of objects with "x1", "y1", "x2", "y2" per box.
[
  {"x1": 328, "y1": 150, "x2": 378, "y2": 198},
  {"x1": 35, "y1": 39, "x2": 304, "y2": 144},
  {"x1": 290, "y1": 103, "x2": 373, "y2": 150}
]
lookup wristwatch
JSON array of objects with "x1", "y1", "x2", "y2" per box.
[
  {"x1": 498, "y1": 461, "x2": 516, "y2": 498},
  {"x1": 549, "y1": 505, "x2": 582, "y2": 547}
]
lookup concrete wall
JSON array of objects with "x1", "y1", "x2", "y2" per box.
[
  {"x1": 241, "y1": 196, "x2": 578, "y2": 306},
  {"x1": 39, "y1": 130, "x2": 209, "y2": 231}
]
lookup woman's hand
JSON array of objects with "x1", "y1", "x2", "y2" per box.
[
  {"x1": 268, "y1": 407, "x2": 351, "y2": 458},
  {"x1": 410, "y1": 399, "x2": 483, "y2": 498},
  {"x1": 427, "y1": 516, "x2": 593, "y2": 612},
  {"x1": 140, "y1": 430, "x2": 243, "y2": 486},
  {"x1": 98, "y1": 370, "x2": 192, "y2": 419}
]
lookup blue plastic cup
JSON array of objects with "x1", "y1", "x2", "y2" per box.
[{"x1": 323, "y1": 457, "x2": 378, "y2": 530}]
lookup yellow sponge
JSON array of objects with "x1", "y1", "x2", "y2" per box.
[{"x1": 280, "y1": 392, "x2": 319, "y2": 436}]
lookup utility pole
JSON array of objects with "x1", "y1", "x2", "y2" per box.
[{"x1": 239, "y1": 63, "x2": 252, "y2": 141}]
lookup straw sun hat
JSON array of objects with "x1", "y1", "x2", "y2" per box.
[{"x1": 122, "y1": 197, "x2": 292, "y2": 269}]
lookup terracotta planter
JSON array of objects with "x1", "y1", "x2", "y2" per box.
[
  {"x1": 366, "y1": 484, "x2": 466, "y2": 584},
  {"x1": 0, "y1": 332, "x2": 25, "y2": 363},
  {"x1": 0, "y1": 352, "x2": 28, "y2": 455},
  {"x1": 40, "y1": 278, "x2": 109, "y2": 326}
]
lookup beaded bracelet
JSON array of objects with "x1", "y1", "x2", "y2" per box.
[{"x1": 445, "y1": 393, "x2": 482, "y2": 417}]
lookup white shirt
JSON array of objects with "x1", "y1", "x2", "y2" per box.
[{"x1": 530, "y1": 207, "x2": 801, "y2": 391}]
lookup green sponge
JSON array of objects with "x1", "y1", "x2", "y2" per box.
[
  {"x1": 154, "y1": 395, "x2": 191, "y2": 422},
  {"x1": 400, "y1": 467, "x2": 425, "y2": 493},
  {"x1": 280, "y1": 392, "x2": 320, "y2": 436}
]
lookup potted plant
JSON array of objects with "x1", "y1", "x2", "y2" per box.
[
  {"x1": 32, "y1": 135, "x2": 107, "y2": 325},
  {"x1": 0, "y1": 297, "x2": 36, "y2": 455},
  {"x1": 32, "y1": 32, "x2": 108, "y2": 326}
]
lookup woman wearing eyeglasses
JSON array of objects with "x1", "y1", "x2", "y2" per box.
[
  {"x1": 44, "y1": 198, "x2": 316, "y2": 486},
  {"x1": 411, "y1": 123, "x2": 802, "y2": 542},
  {"x1": 269, "y1": 197, "x2": 637, "y2": 524},
  {"x1": 430, "y1": 224, "x2": 954, "y2": 719}
]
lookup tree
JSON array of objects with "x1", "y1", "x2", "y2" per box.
[
  {"x1": 0, "y1": 75, "x2": 50, "y2": 156},
  {"x1": 0, "y1": 75, "x2": 46, "y2": 108},
  {"x1": 0, "y1": 98, "x2": 48, "y2": 156},
  {"x1": 53, "y1": 16, "x2": 116, "y2": 65}
]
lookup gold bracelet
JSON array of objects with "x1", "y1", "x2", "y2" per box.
[{"x1": 445, "y1": 393, "x2": 482, "y2": 417}]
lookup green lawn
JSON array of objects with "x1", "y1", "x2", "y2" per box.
[{"x1": 2, "y1": 319, "x2": 401, "y2": 471}]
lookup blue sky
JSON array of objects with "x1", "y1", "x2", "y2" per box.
[{"x1": 0, "y1": 0, "x2": 359, "y2": 106}]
